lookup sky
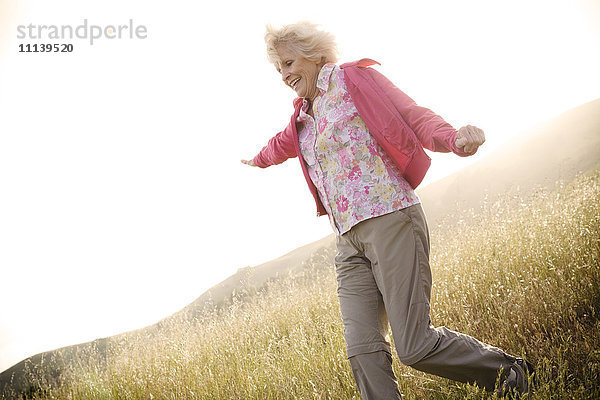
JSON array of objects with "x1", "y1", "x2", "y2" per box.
[{"x1": 0, "y1": 0, "x2": 599, "y2": 372}]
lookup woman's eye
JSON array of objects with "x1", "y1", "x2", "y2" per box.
[{"x1": 286, "y1": 61, "x2": 293, "y2": 66}]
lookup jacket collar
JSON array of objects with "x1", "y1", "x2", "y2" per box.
[{"x1": 340, "y1": 58, "x2": 380, "y2": 69}]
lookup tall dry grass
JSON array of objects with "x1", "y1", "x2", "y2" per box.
[{"x1": 12, "y1": 166, "x2": 600, "y2": 399}]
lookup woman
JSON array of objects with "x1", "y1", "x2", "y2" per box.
[{"x1": 241, "y1": 22, "x2": 533, "y2": 399}]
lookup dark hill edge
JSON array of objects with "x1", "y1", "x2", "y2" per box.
[
  {"x1": 1, "y1": 98, "x2": 599, "y2": 398},
  {"x1": 164, "y1": 234, "x2": 336, "y2": 324}
]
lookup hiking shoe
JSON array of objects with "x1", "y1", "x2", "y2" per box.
[{"x1": 499, "y1": 358, "x2": 535, "y2": 398}]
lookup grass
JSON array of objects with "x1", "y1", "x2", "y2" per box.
[{"x1": 8, "y1": 166, "x2": 600, "y2": 399}]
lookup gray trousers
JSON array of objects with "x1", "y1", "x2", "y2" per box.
[{"x1": 335, "y1": 204, "x2": 515, "y2": 399}]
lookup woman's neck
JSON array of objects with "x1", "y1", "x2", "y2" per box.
[{"x1": 306, "y1": 97, "x2": 318, "y2": 118}]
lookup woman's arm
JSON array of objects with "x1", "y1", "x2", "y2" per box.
[
  {"x1": 367, "y1": 68, "x2": 483, "y2": 156},
  {"x1": 242, "y1": 123, "x2": 298, "y2": 168}
]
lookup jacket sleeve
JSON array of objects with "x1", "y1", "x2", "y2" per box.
[
  {"x1": 367, "y1": 68, "x2": 476, "y2": 157},
  {"x1": 252, "y1": 122, "x2": 298, "y2": 168}
]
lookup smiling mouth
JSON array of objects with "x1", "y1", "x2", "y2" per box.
[{"x1": 289, "y1": 77, "x2": 300, "y2": 89}]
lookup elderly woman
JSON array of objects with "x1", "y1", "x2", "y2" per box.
[{"x1": 241, "y1": 22, "x2": 533, "y2": 399}]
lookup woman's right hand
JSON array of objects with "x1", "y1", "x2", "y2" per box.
[{"x1": 241, "y1": 159, "x2": 257, "y2": 167}]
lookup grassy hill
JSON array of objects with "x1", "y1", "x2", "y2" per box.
[
  {"x1": 4, "y1": 161, "x2": 598, "y2": 400},
  {"x1": 1, "y1": 99, "x2": 599, "y2": 399}
]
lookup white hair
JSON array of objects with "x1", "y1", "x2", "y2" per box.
[{"x1": 264, "y1": 22, "x2": 339, "y2": 66}]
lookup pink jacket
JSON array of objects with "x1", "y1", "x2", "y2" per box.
[{"x1": 253, "y1": 58, "x2": 475, "y2": 217}]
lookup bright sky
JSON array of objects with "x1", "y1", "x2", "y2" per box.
[{"x1": 0, "y1": 0, "x2": 599, "y2": 372}]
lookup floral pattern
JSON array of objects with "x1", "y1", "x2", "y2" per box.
[{"x1": 298, "y1": 64, "x2": 420, "y2": 234}]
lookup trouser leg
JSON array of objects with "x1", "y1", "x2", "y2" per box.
[
  {"x1": 335, "y1": 234, "x2": 401, "y2": 399},
  {"x1": 410, "y1": 326, "x2": 515, "y2": 390},
  {"x1": 349, "y1": 351, "x2": 402, "y2": 400},
  {"x1": 344, "y1": 204, "x2": 515, "y2": 391}
]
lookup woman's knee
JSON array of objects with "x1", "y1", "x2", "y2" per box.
[{"x1": 394, "y1": 325, "x2": 441, "y2": 366}]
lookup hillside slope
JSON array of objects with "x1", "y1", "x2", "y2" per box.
[
  {"x1": 166, "y1": 234, "x2": 335, "y2": 323},
  {"x1": 1, "y1": 98, "x2": 599, "y2": 397},
  {"x1": 418, "y1": 98, "x2": 600, "y2": 226},
  {"x1": 5, "y1": 150, "x2": 599, "y2": 400}
]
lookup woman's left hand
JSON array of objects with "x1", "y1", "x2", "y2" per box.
[{"x1": 455, "y1": 125, "x2": 485, "y2": 153}]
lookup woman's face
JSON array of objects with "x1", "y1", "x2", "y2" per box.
[{"x1": 275, "y1": 45, "x2": 323, "y2": 100}]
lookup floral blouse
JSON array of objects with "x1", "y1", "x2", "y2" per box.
[{"x1": 297, "y1": 63, "x2": 420, "y2": 235}]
